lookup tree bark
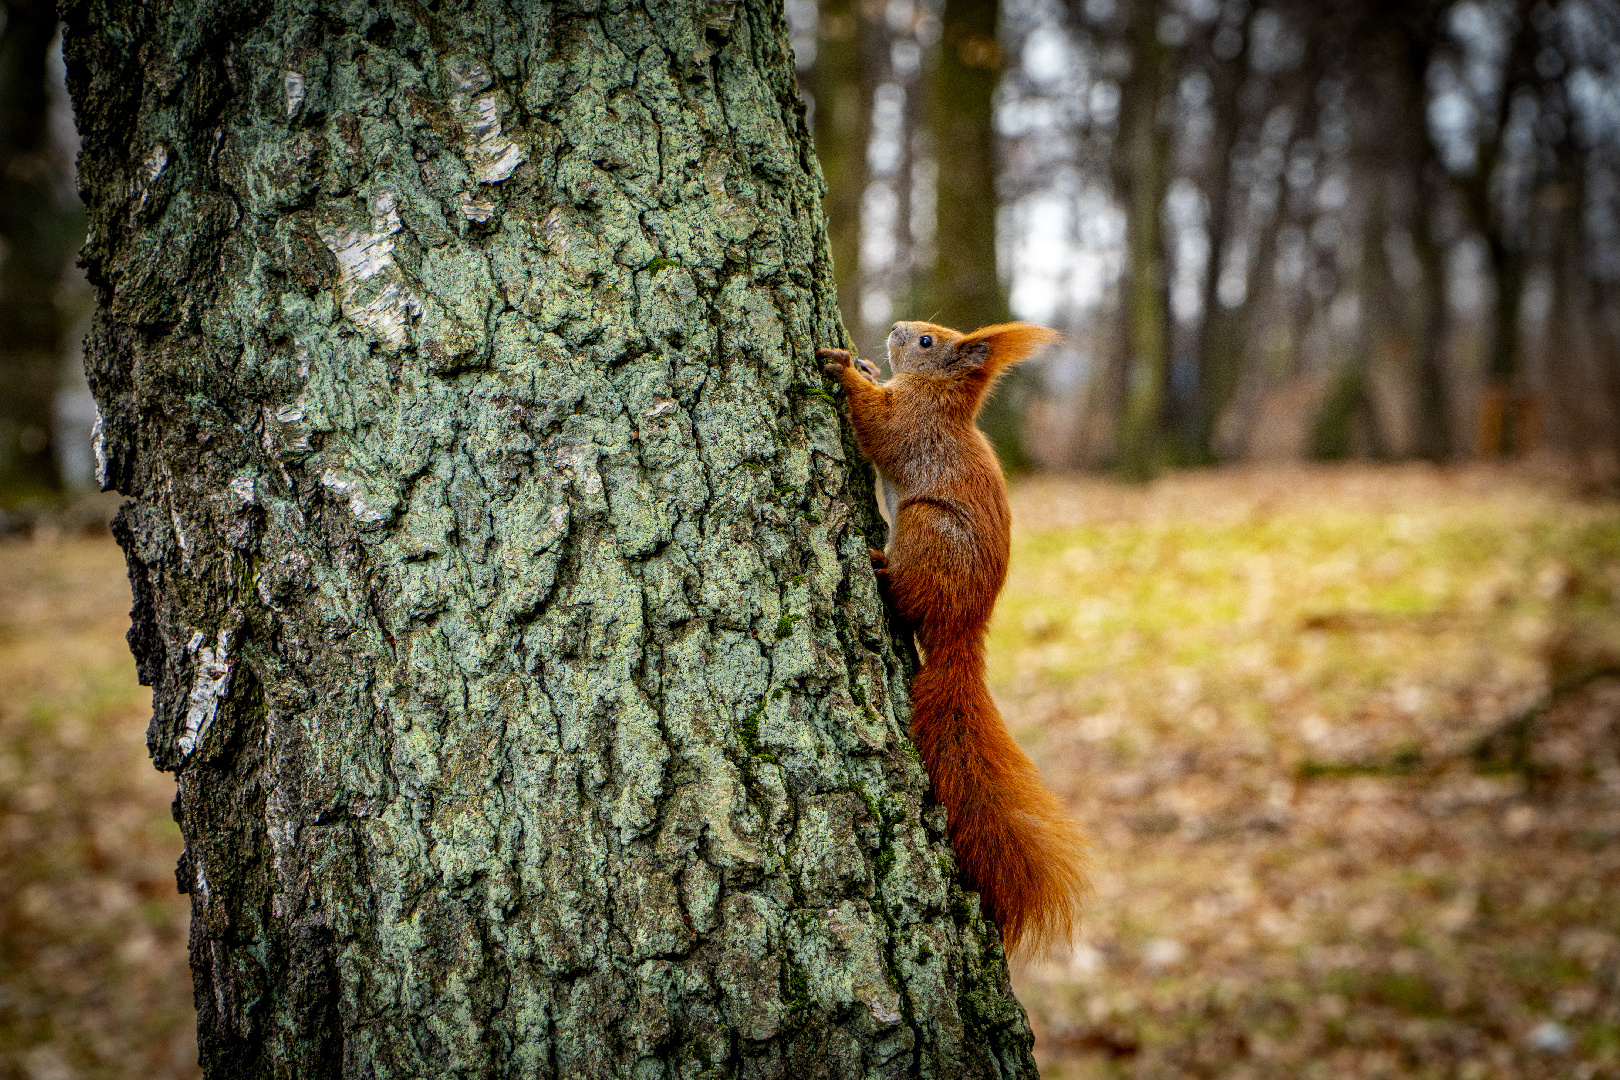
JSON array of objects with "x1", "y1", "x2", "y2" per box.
[{"x1": 63, "y1": 2, "x2": 1037, "y2": 1076}]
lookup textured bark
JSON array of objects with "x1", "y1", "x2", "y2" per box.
[{"x1": 62, "y1": 2, "x2": 1036, "y2": 1076}]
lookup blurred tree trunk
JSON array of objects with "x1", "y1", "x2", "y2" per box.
[
  {"x1": 1203, "y1": 3, "x2": 1323, "y2": 463},
  {"x1": 0, "y1": 0, "x2": 82, "y2": 498},
  {"x1": 1465, "y1": 0, "x2": 1538, "y2": 457},
  {"x1": 1206, "y1": 169, "x2": 1289, "y2": 462},
  {"x1": 64, "y1": 2, "x2": 1037, "y2": 1076},
  {"x1": 1391, "y1": 6, "x2": 1454, "y2": 461},
  {"x1": 1184, "y1": 10, "x2": 1249, "y2": 465},
  {"x1": 1113, "y1": 0, "x2": 1172, "y2": 480},
  {"x1": 1312, "y1": 192, "x2": 1393, "y2": 460},
  {"x1": 808, "y1": 0, "x2": 876, "y2": 347},
  {"x1": 1407, "y1": 201, "x2": 1452, "y2": 459},
  {"x1": 1546, "y1": 182, "x2": 1587, "y2": 454},
  {"x1": 1476, "y1": 234, "x2": 1529, "y2": 455},
  {"x1": 917, "y1": 0, "x2": 1024, "y2": 468},
  {"x1": 1542, "y1": 69, "x2": 1601, "y2": 458}
]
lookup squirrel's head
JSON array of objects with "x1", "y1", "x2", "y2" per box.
[{"x1": 887, "y1": 320, "x2": 1060, "y2": 403}]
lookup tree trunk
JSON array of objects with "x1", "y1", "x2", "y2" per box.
[
  {"x1": 807, "y1": 0, "x2": 876, "y2": 348},
  {"x1": 1459, "y1": 0, "x2": 1536, "y2": 457},
  {"x1": 0, "y1": 0, "x2": 83, "y2": 497},
  {"x1": 1312, "y1": 188, "x2": 1393, "y2": 460},
  {"x1": 63, "y1": 2, "x2": 1037, "y2": 1076},
  {"x1": 1385, "y1": 6, "x2": 1453, "y2": 461},
  {"x1": 917, "y1": 0, "x2": 1025, "y2": 469},
  {"x1": 1113, "y1": 0, "x2": 1172, "y2": 480},
  {"x1": 1183, "y1": 8, "x2": 1250, "y2": 466}
]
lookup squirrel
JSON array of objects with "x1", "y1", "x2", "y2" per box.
[{"x1": 817, "y1": 321, "x2": 1092, "y2": 954}]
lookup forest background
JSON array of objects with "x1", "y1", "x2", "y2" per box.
[
  {"x1": 6, "y1": 0, "x2": 1620, "y2": 492},
  {"x1": 3, "y1": 0, "x2": 1620, "y2": 1078}
]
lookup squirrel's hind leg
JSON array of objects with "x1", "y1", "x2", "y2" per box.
[
  {"x1": 869, "y1": 548, "x2": 921, "y2": 640},
  {"x1": 870, "y1": 548, "x2": 893, "y2": 600}
]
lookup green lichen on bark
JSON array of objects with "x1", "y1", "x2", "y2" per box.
[{"x1": 62, "y1": 1, "x2": 1037, "y2": 1076}]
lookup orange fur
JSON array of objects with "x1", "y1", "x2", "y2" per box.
[{"x1": 817, "y1": 321, "x2": 1092, "y2": 953}]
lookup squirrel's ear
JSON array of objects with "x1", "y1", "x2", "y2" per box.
[
  {"x1": 952, "y1": 339, "x2": 993, "y2": 369},
  {"x1": 957, "y1": 322, "x2": 1061, "y2": 373}
]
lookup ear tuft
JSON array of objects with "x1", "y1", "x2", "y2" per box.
[{"x1": 955, "y1": 322, "x2": 1061, "y2": 373}]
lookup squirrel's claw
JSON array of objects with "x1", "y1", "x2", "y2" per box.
[
  {"x1": 816, "y1": 347, "x2": 851, "y2": 372},
  {"x1": 855, "y1": 356, "x2": 883, "y2": 380}
]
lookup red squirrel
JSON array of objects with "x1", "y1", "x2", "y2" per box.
[{"x1": 817, "y1": 321, "x2": 1092, "y2": 954}]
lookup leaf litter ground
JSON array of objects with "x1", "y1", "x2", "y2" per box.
[{"x1": 1000, "y1": 464, "x2": 1620, "y2": 1079}]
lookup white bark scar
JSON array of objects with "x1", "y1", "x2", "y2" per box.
[
  {"x1": 543, "y1": 207, "x2": 569, "y2": 255},
  {"x1": 91, "y1": 410, "x2": 107, "y2": 488},
  {"x1": 538, "y1": 504, "x2": 569, "y2": 546},
  {"x1": 178, "y1": 629, "x2": 234, "y2": 756},
  {"x1": 283, "y1": 71, "x2": 305, "y2": 117},
  {"x1": 165, "y1": 472, "x2": 190, "y2": 554},
  {"x1": 551, "y1": 443, "x2": 603, "y2": 494},
  {"x1": 348, "y1": 281, "x2": 421, "y2": 346},
  {"x1": 137, "y1": 144, "x2": 168, "y2": 208},
  {"x1": 321, "y1": 470, "x2": 387, "y2": 525},
  {"x1": 330, "y1": 192, "x2": 400, "y2": 279},
  {"x1": 867, "y1": 998, "x2": 902, "y2": 1026},
  {"x1": 317, "y1": 192, "x2": 421, "y2": 348},
  {"x1": 454, "y1": 93, "x2": 525, "y2": 183}
]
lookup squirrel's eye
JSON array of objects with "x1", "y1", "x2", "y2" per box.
[{"x1": 919, "y1": 335, "x2": 933, "y2": 348}]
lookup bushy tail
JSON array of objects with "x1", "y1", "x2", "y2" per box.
[{"x1": 909, "y1": 637, "x2": 1092, "y2": 953}]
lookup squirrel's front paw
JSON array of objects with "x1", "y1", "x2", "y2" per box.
[
  {"x1": 855, "y1": 356, "x2": 883, "y2": 380},
  {"x1": 816, "y1": 347, "x2": 851, "y2": 375}
]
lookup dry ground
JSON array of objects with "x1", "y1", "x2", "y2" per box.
[{"x1": 1, "y1": 464, "x2": 1617, "y2": 1079}]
